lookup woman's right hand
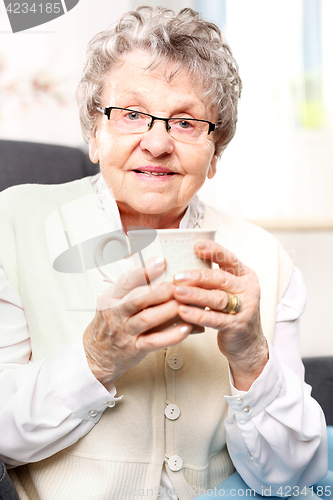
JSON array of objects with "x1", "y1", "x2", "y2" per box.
[{"x1": 83, "y1": 257, "x2": 192, "y2": 390}]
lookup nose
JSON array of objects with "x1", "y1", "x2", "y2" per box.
[{"x1": 139, "y1": 120, "x2": 174, "y2": 157}]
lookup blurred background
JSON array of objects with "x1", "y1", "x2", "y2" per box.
[{"x1": 0, "y1": 0, "x2": 332, "y2": 356}]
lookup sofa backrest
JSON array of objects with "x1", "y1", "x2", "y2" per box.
[
  {"x1": 0, "y1": 140, "x2": 99, "y2": 191},
  {"x1": 303, "y1": 356, "x2": 333, "y2": 426}
]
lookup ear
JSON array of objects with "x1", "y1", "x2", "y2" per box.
[
  {"x1": 89, "y1": 135, "x2": 99, "y2": 164},
  {"x1": 207, "y1": 155, "x2": 217, "y2": 179}
]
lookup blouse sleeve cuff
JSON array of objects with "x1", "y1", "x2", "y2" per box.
[
  {"x1": 47, "y1": 337, "x2": 123, "y2": 421},
  {"x1": 224, "y1": 341, "x2": 283, "y2": 422}
]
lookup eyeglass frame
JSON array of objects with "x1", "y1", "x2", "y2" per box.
[{"x1": 96, "y1": 106, "x2": 216, "y2": 137}]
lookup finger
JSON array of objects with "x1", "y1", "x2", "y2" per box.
[
  {"x1": 194, "y1": 240, "x2": 249, "y2": 277},
  {"x1": 108, "y1": 256, "x2": 166, "y2": 299},
  {"x1": 126, "y1": 299, "x2": 181, "y2": 336},
  {"x1": 177, "y1": 303, "x2": 233, "y2": 330},
  {"x1": 173, "y1": 268, "x2": 244, "y2": 293},
  {"x1": 99, "y1": 281, "x2": 174, "y2": 316},
  {"x1": 174, "y1": 285, "x2": 231, "y2": 312},
  {"x1": 135, "y1": 323, "x2": 192, "y2": 353},
  {"x1": 97, "y1": 283, "x2": 152, "y2": 312},
  {"x1": 120, "y1": 282, "x2": 174, "y2": 315}
]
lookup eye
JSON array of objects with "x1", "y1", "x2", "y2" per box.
[
  {"x1": 171, "y1": 118, "x2": 196, "y2": 133},
  {"x1": 125, "y1": 111, "x2": 141, "y2": 121},
  {"x1": 178, "y1": 120, "x2": 193, "y2": 129}
]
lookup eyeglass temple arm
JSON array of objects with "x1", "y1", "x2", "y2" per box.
[
  {"x1": 96, "y1": 106, "x2": 112, "y2": 119},
  {"x1": 208, "y1": 123, "x2": 215, "y2": 134}
]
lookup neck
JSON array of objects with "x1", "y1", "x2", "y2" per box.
[{"x1": 117, "y1": 203, "x2": 186, "y2": 232}]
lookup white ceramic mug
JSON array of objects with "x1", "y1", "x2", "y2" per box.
[
  {"x1": 149, "y1": 228, "x2": 217, "y2": 334},
  {"x1": 155, "y1": 228, "x2": 216, "y2": 281}
]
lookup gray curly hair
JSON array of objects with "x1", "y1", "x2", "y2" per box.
[{"x1": 76, "y1": 6, "x2": 242, "y2": 156}]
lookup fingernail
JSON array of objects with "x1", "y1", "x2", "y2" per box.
[
  {"x1": 175, "y1": 286, "x2": 189, "y2": 295},
  {"x1": 174, "y1": 272, "x2": 188, "y2": 282},
  {"x1": 194, "y1": 242, "x2": 207, "y2": 249},
  {"x1": 153, "y1": 257, "x2": 165, "y2": 267},
  {"x1": 179, "y1": 305, "x2": 190, "y2": 313},
  {"x1": 180, "y1": 325, "x2": 192, "y2": 334}
]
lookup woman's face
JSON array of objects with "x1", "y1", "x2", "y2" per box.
[{"x1": 89, "y1": 50, "x2": 217, "y2": 224}]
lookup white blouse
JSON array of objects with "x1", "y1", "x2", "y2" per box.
[{"x1": 0, "y1": 174, "x2": 327, "y2": 497}]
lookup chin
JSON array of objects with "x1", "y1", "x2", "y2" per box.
[{"x1": 130, "y1": 195, "x2": 175, "y2": 214}]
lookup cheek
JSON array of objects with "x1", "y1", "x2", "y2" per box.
[
  {"x1": 182, "y1": 143, "x2": 215, "y2": 177},
  {"x1": 98, "y1": 129, "x2": 114, "y2": 158},
  {"x1": 98, "y1": 129, "x2": 141, "y2": 166},
  {"x1": 97, "y1": 133, "x2": 126, "y2": 170}
]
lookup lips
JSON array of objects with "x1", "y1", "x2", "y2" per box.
[
  {"x1": 132, "y1": 166, "x2": 176, "y2": 177},
  {"x1": 133, "y1": 170, "x2": 175, "y2": 176}
]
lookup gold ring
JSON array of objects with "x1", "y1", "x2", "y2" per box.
[{"x1": 223, "y1": 292, "x2": 241, "y2": 314}]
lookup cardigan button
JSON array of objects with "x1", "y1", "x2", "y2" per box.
[
  {"x1": 106, "y1": 401, "x2": 115, "y2": 408},
  {"x1": 168, "y1": 354, "x2": 183, "y2": 370},
  {"x1": 88, "y1": 410, "x2": 98, "y2": 418},
  {"x1": 235, "y1": 397, "x2": 243, "y2": 405},
  {"x1": 165, "y1": 404, "x2": 181, "y2": 420},
  {"x1": 168, "y1": 455, "x2": 183, "y2": 471},
  {"x1": 242, "y1": 406, "x2": 252, "y2": 415},
  {"x1": 167, "y1": 354, "x2": 183, "y2": 370}
]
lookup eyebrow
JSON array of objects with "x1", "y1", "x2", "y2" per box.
[{"x1": 118, "y1": 89, "x2": 204, "y2": 116}]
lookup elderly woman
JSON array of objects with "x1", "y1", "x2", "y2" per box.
[{"x1": 0, "y1": 6, "x2": 328, "y2": 500}]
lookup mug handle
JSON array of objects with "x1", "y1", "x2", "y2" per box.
[{"x1": 94, "y1": 234, "x2": 129, "y2": 283}]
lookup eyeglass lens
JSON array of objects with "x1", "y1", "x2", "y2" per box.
[{"x1": 110, "y1": 109, "x2": 210, "y2": 141}]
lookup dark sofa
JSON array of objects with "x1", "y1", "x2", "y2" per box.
[
  {"x1": 303, "y1": 357, "x2": 333, "y2": 426},
  {"x1": 0, "y1": 139, "x2": 99, "y2": 189}
]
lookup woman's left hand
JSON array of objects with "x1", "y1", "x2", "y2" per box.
[{"x1": 173, "y1": 240, "x2": 269, "y2": 391}]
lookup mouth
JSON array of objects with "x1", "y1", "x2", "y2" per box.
[
  {"x1": 132, "y1": 166, "x2": 176, "y2": 178},
  {"x1": 133, "y1": 169, "x2": 175, "y2": 177}
]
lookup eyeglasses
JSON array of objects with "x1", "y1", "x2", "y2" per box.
[{"x1": 96, "y1": 106, "x2": 216, "y2": 142}]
